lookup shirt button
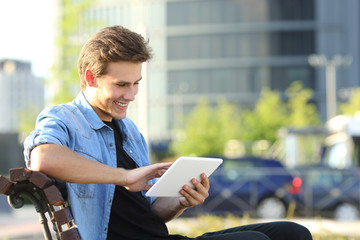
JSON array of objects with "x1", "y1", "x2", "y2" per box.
[
  {"x1": 129, "y1": 150, "x2": 133, "y2": 153},
  {"x1": 109, "y1": 143, "x2": 113, "y2": 147},
  {"x1": 104, "y1": 227, "x2": 107, "y2": 231}
]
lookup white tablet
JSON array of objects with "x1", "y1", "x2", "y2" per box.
[{"x1": 145, "y1": 156, "x2": 223, "y2": 197}]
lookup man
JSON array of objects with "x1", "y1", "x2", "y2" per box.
[{"x1": 24, "y1": 25, "x2": 312, "y2": 240}]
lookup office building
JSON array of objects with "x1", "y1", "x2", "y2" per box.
[
  {"x1": 60, "y1": 0, "x2": 360, "y2": 144},
  {"x1": 0, "y1": 59, "x2": 44, "y2": 133}
]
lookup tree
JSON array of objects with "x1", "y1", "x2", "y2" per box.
[
  {"x1": 17, "y1": 0, "x2": 98, "y2": 139},
  {"x1": 340, "y1": 88, "x2": 360, "y2": 115},
  {"x1": 171, "y1": 81, "x2": 321, "y2": 157},
  {"x1": 170, "y1": 98, "x2": 241, "y2": 156},
  {"x1": 51, "y1": 0, "x2": 99, "y2": 104},
  {"x1": 285, "y1": 81, "x2": 320, "y2": 128},
  {"x1": 240, "y1": 82, "x2": 320, "y2": 144},
  {"x1": 239, "y1": 87, "x2": 288, "y2": 143}
]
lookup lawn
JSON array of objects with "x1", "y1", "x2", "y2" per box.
[{"x1": 167, "y1": 214, "x2": 360, "y2": 240}]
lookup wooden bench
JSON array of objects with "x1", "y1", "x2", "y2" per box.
[{"x1": 0, "y1": 168, "x2": 80, "y2": 240}]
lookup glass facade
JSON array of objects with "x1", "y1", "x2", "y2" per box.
[
  {"x1": 166, "y1": 0, "x2": 316, "y2": 127},
  {"x1": 167, "y1": 0, "x2": 314, "y2": 26},
  {"x1": 168, "y1": 31, "x2": 314, "y2": 60},
  {"x1": 168, "y1": 68, "x2": 268, "y2": 95}
]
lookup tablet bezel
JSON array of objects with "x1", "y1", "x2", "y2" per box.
[{"x1": 145, "y1": 156, "x2": 223, "y2": 197}]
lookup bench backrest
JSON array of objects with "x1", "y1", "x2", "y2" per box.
[{"x1": 0, "y1": 168, "x2": 80, "y2": 240}]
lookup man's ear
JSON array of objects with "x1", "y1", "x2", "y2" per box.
[{"x1": 85, "y1": 69, "x2": 96, "y2": 87}]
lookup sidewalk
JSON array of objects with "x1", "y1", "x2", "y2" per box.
[{"x1": 0, "y1": 205, "x2": 44, "y2": 240}]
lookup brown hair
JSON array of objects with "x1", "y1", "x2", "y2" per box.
[{"x1": 78, "y1": 25, "x2": 152, "y2": 89}]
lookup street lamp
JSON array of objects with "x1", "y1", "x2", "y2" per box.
[{"x1": 308, "y1": 54, "x2": 353, "y2": 120}]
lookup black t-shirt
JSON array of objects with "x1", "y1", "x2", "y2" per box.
[{"x1": 104, "y1": 120, "x2": 185, "y2": 240}]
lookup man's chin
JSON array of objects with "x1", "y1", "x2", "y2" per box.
[{"x1": 112, "y1": 114, "x2": 127, "y2": 120}]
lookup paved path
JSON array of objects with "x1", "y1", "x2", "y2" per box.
[{"x1": 0, "y1": 206, "x2": 45, "y2": 240}]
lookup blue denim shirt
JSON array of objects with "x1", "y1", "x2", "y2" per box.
[{"x1": 24, "y1": 92, "x2": 157, "y2": 240}]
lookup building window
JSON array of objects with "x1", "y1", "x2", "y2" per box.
[
  {"x1": 167, "y1": 0, "x2": 314, "y2": 26},
  {"x1": 168, "y1": 31, "x2": 314, "y2": 60},
  {"x1": 270, "y1": 66, "x2": 315, "y2": 91},
  {"x1": 168, "y1": 66, "x2": 314, "y2": 95}
]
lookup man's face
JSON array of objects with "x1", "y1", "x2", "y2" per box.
[{"x1": 85, "y1": 61, "x2": 142, "y2": 121}]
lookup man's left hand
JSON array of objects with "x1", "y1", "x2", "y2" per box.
[{"x1": 178, "y1": 173, "x2": 209, "y2": 208}]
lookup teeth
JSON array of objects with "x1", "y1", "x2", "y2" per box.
[{"x1": 115, "y1": 101, "x2": 127, "y2": 107}]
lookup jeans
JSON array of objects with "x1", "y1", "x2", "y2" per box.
[{"x1": 182, "y1": 221, "x2": 312, "y2": 240}]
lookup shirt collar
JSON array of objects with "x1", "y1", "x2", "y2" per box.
[{"x1": 73, "y1": 91, "x2": 107, "y2": 130}]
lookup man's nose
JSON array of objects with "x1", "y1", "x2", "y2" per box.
[{"x1": 123, "y1": 87, "x2": 137, "y2": 101}]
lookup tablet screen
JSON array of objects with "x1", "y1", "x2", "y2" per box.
[{"x1": 145, "y1": 156, "x2": 223, "y2": 197}]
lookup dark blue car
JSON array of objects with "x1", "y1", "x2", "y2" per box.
[
  {"x1": 294, "y1": 165, "x2": 360, "y2": 221},
  {"x1": 184, "y1": 156, "x2": 302, "y2": 218}
]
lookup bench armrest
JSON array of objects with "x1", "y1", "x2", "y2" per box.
[{"x1": 0, "y1": 168, "x2": 80, "y2": 240}]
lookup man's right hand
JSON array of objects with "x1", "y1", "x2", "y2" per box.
[{"x1": 123, "y1": 162, "x2": 172, "y2": 192}]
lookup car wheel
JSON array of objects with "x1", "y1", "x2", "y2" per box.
[
  {"x1": 334, "y1": 203, "x2": 359, "y2": 221},
  {"x1": 256, "y1": 197, "x2": 286, "y2": 219}
]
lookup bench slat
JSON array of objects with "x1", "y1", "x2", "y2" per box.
[
  {"x1": 9, "y1": 168, "x2": 32, "y2": 182},
  {"x1": 60, "y1": 227, "x2": 81, "y2": 240},
  {"x1": 44, "y1": 185, "x2": 65, "y2": 206},
  {"x1": 29, "y1": 171, "x2": 55, "y2": 189},
  {"x1": 0, "y1": 176, "x2": 13, "y2": 194},
  {"x1": 53, "y1": 207, "x2": 74, "y2": 226}
]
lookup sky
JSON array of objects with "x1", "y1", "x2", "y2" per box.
[{"x1": 0, "y1": 0, "x2": 55, "y2": 77}]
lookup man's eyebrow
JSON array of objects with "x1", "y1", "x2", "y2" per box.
[{"x1": 116, "y1": 77, "x2": 142, "y2": 83}]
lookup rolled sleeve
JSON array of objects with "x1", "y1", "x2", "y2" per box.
[{"x1": 23, "y1": 111, "x2": 71, "y2": 169}]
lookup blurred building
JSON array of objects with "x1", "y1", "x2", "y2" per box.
[
  {"x1": 0, "y1": 59, "x2": 44, "y2": 133},
  {"x1": 58, "y1": 0, "x2": 360, "y2": 143},
  {"x1": 0, "y1": 60, "x2": 43, "y2": 173}
]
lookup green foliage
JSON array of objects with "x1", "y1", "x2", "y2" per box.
[
  {"x1": 171, "y1": 81, "x2": 321, "y2": 157},
  {"x1": 239, "y1": 87, "x2": 288, "y2": 143},
  {"x1": 167, "y1": 214, "x2": 359, "y2": 240},
  {"x1": 51, "y1": 0, "x2": 100, "y2": 104},
  {"x1": 17, "y1": 0, "x2": 100, "y2": 138},
  {"x1": 170, "y1": 98, "x2": 241, "y2": 156},
  {"x1": 285, "y1": 81, "x2": 320, "y2": 128},
  {"x1": 340, "y1": 88, "x2": 360, "y2": 115}
]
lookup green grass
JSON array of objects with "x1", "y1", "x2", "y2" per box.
[{"x1": 167, "y1": 214, "x2": 360, "y2": 240}]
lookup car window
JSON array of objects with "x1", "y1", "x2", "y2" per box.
[
  {"x1": 323, "y1": 141, "x2": 350, "y2": 169},
  {"x1": 221, "y1": 160, "x2": 265, "y2": 182},
  {"x1": 306, "y1": 170, "x2": 345, "y2": 188}
]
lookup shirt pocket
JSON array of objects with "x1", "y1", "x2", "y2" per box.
[{"x1": 68, "y1": 182, "x2": 96, "y2": 199}]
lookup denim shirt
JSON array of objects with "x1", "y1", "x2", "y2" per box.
[{"x1": 23, "y1": 92, "x2": 157, "y2": 240}]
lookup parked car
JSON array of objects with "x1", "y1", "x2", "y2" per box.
[
  {"x1": 294, "y1": 165, "x2": 360, "y2": 221},
  {"x1": 183, "y1": 156, "x2": 302, "y2": 218}
]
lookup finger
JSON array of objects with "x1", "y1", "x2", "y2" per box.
[
  {"x1": 180, "y1": 186, "x2": 198, "y2": 206},
  {"x1": 200, "y1": 173, "x2": 210, "y2": 190},
  {"x1": 157, "y1": 162, "x2": 172, "y2": 169},
  {"x1": 156, "y1": 169, "x2": 167, "y2": 178},
  {"x1": 191, "y1": 177, "x2": 209, "y2": 198},
  {"x1": 181, "y1": 184, "x2": 206, "y2": 206}
]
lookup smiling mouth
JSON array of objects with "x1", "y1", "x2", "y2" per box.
[{"x1": 115, "y1": 101, "x2": 128, "y2": 107}]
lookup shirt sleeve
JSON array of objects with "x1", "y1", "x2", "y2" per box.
[{"x1": 23, "y1": 107, "x2": 71, "y2": 169}]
